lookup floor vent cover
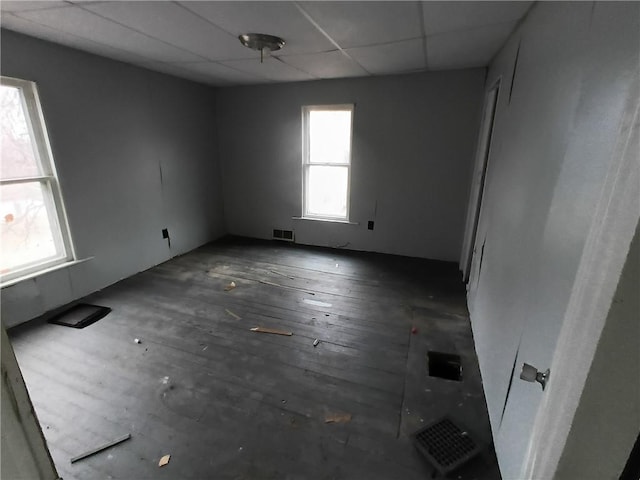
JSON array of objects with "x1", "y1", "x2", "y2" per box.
[{"x1": 411, "y1": 417, "x2": 481, "y2": 476}]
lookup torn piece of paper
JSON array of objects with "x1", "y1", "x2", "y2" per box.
[
  {"x1": 325, "y1": 413, "x2": 352, "y2": 424},
  {"x1": 250, "y1": 327, "x2": 292, "y2": 336},
  {"x1": 158, "y1": 454, "x2": 171, "y2": 467},
  {"x1": 224, "y1": 281, "x2": 236, "y2": 291},
  {"x1": 225, "y1": 308, "x2": 241, "y2": 320}
]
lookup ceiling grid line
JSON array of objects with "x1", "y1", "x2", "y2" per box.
[
  {"x1": 338, "y1": 36, "x2": 425, "y2": 51},
  {"x1": 292, "y1": 1, "x2": 371, "y2": 76},
  {"x1": 176, "y1": 0, "x2": 318, "y2": 81},
  {"x1": 427, "y1": 19, "x2": 525, "y2": 41},
  {"x1": 195, "y1": 59, "x2": 272, "y2": 84},
  {"x1": 172, "y1": 1, "x2": 277, "y2": 82},
  {"x1": 173, "y1": 1, "x2": 238, "y2": 39},
  {"x1": 73, "y1": 0, "x2": 274, "y2": 83},
  {"x1": 5, "y1": 8, "x2": 264, "y2": 85},
  {"x1": 1, "y1": 1, "x2": 535, "y2": 87},
  {"x1": 277, "y1": 47, "x2": 341, "y2": 58},
  {"x1": 5, "y1": 11, "x2": 152, "y2": 64},
  {"x1": 70, "y1": 1, "x2": 216, "y2": 63},
  {"x1": 271, "y1": 55, "x2": 319, "y2": 81},
  {"x1": 143, "y1": 60, "x2": 268, "y2": 86},
  {"x1": 3, "y1": 1, "x2": 74, "y2": 13}
]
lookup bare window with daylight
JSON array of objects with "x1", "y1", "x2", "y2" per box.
[
  {"x1": 1, "y1": 76, "x2": 74, "y2": 284},
  {"x1": 302, "y1": 104, "x2": 353, "y2": 221}
]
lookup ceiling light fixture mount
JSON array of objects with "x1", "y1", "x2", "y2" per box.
[{"x1": 239, "y1": 33, "x2": 285, "y2": 63}]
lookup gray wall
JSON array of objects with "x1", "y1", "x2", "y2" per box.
[
  {"x1": 1, "y1": 30, "x2": 225, "y2": 327},
  {"x1": 466, "y1": 2, "x2": 639, "y2": 478},
  {"x1": 555, "y1": 222, "x2": 639, "y2": 479},
  {"x1": 217, "y1": 70, "x2": 485, "y2": 261}
]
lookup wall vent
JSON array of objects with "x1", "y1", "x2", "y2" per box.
[{"x1": 273, "y1": 229, "x2": 294, "y2": 242}]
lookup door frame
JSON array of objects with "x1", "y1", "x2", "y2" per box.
[
  {"x1": 460, "y1": 79, "x2": 501, "y2": 282},
  {"x1": 1, "y1": 324, "x2": 59, "y2": 479}
]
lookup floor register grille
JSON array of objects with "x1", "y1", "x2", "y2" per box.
[{"x1": 412, "y1": 417, "x2": 481, "y2": 477}]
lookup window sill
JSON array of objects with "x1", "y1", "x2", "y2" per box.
[
  {"x1": 292, "y1": 216, "x2": 359, "y2": 225},
  {"x1": 1, "y1": 257, "x2": 93, "y2": 289}
]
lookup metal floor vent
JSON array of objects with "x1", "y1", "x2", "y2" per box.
[
  {"x1": 273, "y1": 229, "x2": 294, "y2": 242},
  {"x1": 412, "y1": 417, "x2": 481, "y2": 476}
]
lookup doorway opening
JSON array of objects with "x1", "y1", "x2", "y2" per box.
[{"x1": 460, "y1": 80, "x2": 500, "y2": 282}]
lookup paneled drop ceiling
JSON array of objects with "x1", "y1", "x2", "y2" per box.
[{"x1": 0, "y1": 1, "x2": 533, "y2": 86}]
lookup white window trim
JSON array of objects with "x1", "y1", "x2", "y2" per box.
[
  {"x1": 302, "y1": 104, "x2": 354, "y2": 222},
  {"x1": 1, "y1": 76, "x2": 76, "y2": 286}
]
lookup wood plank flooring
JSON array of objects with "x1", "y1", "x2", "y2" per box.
[{"x1": 8, "y1": 237, "x2": 500, "y2": 479}]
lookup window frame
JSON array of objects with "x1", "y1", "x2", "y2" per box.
[
  {"x1": 302, "y1": 104, "x2": 354, "y2": 222},
  {"x1": 1, "y1": 76, "x2": 75, "y2": 285}
]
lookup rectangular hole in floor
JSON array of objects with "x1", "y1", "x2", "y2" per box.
[
  {"x1": 47, "y1": 303, "x2": 111, "y2": 329},
  {"x1": 428, "y1": 351, "x2": 462, "y2": 381}
]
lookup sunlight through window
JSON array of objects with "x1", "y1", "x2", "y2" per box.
[
  {"x1": 303, "y1": 105, "x2": 353, "y2": 220},
  {"x1": 0, "y1": 77, "x2": 74, "y2": 283}
]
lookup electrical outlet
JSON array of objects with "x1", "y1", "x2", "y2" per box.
[
  {"x1": 367, "y1": 221, "x2": 374, "y2": 230},
  {"x1": 162, "y1": 228, "x2": 169, "y2": 239}
]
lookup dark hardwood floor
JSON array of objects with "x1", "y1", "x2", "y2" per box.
[{"x1": 9, "y1": 237, "x2": 500, "y2": 479}]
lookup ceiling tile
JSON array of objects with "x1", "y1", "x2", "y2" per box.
[
  {"x1": 426, "y1": 22, "x2": 516, "y2": 70},
  {"x1": 81, "y1": 1, "x2": 252, "y2": 62},
  {"x1": 14, "y1": 5, "x2": 201, "y2": 62},
  {"x1": 2, "y1": 1, "x2": 527, "y2": 86},
  {"x1": 1, "y1": 1, "x2": 69, "y2": 12},
  {"x1": 279, "y1": 50, "x2": 368, "y2": 79},
  {"x1": 422, "y1": 1, "x2": 532, "y2": 35},
  {"x1": 299, "y1": 1, "x2": 422, "y2": 48},
  {"x1": 1, "y1": 12, "x2": 152, "y2": 65},
  {"x1": 220, "y1": 56, "x2": 314, "y2": 82},
  {"x1": 180, "y1": 1, "x2": 335, "y2": 55},
  {"x1": 346, "y1": 38, "x2": 425, "y2": 75}
]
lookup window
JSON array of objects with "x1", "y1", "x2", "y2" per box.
[
  {"x1": 1, "y1": 76, "x2": 74, "y2": 283},
  {"x1": 302, "y1": 104, "x2": 353, "y2": 221}
]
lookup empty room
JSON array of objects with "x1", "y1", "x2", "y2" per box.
[{"x1": 1, "y1": 1, "x2": 638, "y2": 479}]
